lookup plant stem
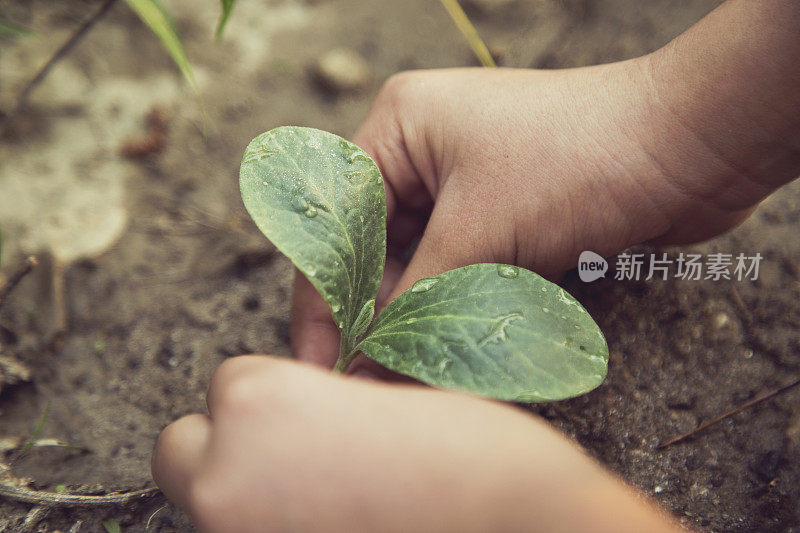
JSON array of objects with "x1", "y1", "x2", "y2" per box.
[
  {"x1": 333, "y1": 354, "x2": 353, "y2": 373},
  {"x1": 333, "y1": 334, "x2": 358, "y2": 373},
  {"x1": 0, "y1": 256, "x2": 37, "y2": 309},
  {"x1": 2, "y1": 0, "x2": 118, "y2": 125}
]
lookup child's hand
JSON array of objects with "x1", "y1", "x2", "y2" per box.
[
  {"x1": 152, "y1": 355, "x2": 678, "y2": 532},
  {"x1": 292, "y1": 57, "x2": 794, "y2": 371}
]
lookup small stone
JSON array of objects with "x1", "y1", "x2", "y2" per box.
[
  {"x1": 156, "y1": 342, "x2": 179, "y2": 369},
  {"x1": 0, "y1": 354, "x2": 31, "y2": 394},
  {"x1": 314, "y1": 48, "x2": 370, "y2": 93}
]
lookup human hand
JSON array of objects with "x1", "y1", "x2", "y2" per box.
[
  {"x1": 291, "y1": 60, "x2": 775, "y2": 372},
  {"x1": 152, "y1": 355, "x2": 678, "y2": 532}
]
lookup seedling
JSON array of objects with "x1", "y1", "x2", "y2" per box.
[{"x1": 239, "y1": 126, "x2": 608, "y2": 402}]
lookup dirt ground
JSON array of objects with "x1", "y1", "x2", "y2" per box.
[{"x1": 1, "y1": 0, "x2": 798, "y2": 530}]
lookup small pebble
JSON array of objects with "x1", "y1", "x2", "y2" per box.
[{"x1": 314, "y1": 48, "x2": 370, "y2": 93}]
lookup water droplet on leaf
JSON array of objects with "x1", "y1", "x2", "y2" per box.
[
  {"x1": 437, "y1": 354, "x2": 452, "y2": 374},
  {"x1": 478, "y1": 312, "x2": 524, "y2": 347},
  {"x1": 496, "y1": 265, "x2": 519, "y2": 279},
  {"x1": 411, "y1": 278, "x2": 438, "y2": 293},
  {"x1": 293, "y1": 196, "x2": 309, "y2": 212},
  {"x1": 348, "y1": 151, "x2": 371, "y2": 163}
]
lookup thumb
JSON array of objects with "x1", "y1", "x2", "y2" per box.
[{"x1": 385, "y1": 183, "x2": 511, "y2": 302}]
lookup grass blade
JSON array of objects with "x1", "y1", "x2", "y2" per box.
[
  {"x1": 215, "y1": 0, "x2": 235, "y2": 40},
  {"x1": 15, "y1": 402, "x2": 50, "y2": 461},
  {"x1": 0, "y1": 18, "x2": 34, "y2": 37},
  {"x1": 438, "y1": 0, "x2": 496, "y2": 67},
  {"x1": 123, "y1": 0, "x2": 198, "y2": 91}
]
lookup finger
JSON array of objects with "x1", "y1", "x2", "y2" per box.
[
  {"x1": 375, "y1": 256, "x2": 406, "y2": 307},
  {"x1": 205, "y1": 354, "x2": 278, "y2": 417},
  {"x1": 351, "y1": 91, "x2": 433, "y2": 225},
  {"x1": 347, "y1": 354, "x2": 418, "y2": 382},
  {"x1": 152, "y1": 414, "x2": 212, "y2": 512},
  {"x1": 385, "y1": 185, "x2": 503, "y2": 302},
  {"x1": 290, "y1": 269, "x2": 340, "y2": 367}
]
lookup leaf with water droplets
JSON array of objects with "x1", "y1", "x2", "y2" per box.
[
  {"x1": 356, "y1": 263, "x2": 608, "y2": 402},
  {"x1": 350, "y1": 298, "x2": 376, "y2": 339},
  {"x1": 239, "y1": 127, "x2": 386, "y2": 343}
]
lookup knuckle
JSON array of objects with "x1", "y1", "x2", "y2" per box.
[
  {"x1": 152, "y1": 416, "x2": 185, "y2": 464},
  {"x1": 378, "y1": 71, "x2": 423, "y2": 108},
  {"x1": 209, "y1": 356, "x2": 249, "y2": 388},
  {"x1": 208, "y1": 356, "x2": 271, "y2": 412},
  {"x1": 208, "y1": 356, "x2": 299, "y2": 414},
  {"x1": 215, "y1": 370, "x2": 264, "y2": 412}
]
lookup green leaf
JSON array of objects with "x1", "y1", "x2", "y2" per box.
[
  {"x1": 0, "y1": 18, "x2": 34, "y2": 37},
  {"x1": 18, "y1": 402, "x2": 49, "y2": 458},
  {"x1": 356, "y1": 264, "x2": 608, "y2": 402},
  {"x1": 215, "y1": 0, "x2": 236, "y2": 40},
  {"x1": 123, "y1": 0, "x2": 198, "y2": 92},
  {"x1": 239, "y1": 127, "x2": 386, "y2": 353},
  {"x1": 102, "y1": 518, "x2": 122, "y2": 533},
  {"x1": 350, "y1": 298, "x2": 375, "y2": 339}
]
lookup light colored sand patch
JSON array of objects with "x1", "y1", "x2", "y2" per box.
[
  {"x1": 0, "y1": 70, "x2": 183, "y2": 264},
  {"x1": 166, "y1": 0, "x2": 312, "y2": 70}
]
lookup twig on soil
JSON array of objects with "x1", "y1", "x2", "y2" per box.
[
  {"x1": 657, "y1": 376, "x2": 800, "y2": 449},
  {"x1": 1, "y1": 0, "x2": 118, "y2": 126},
  {"x1": 21, "y1": 506, "x2": 47, "y2": 532},
  {"x1": 0, "y1": 256, "x2": 38, "y2": 309},
  {"x1": 729, "y1": 283, "x2": 751, "y2": 325},
  {"x1": 52, "y1": 258, "x2": 68, "y2": 335},
  {"x1": 0, "y1": 484, "x2": 160, "y2": 507},
  {"x1": 146, "y1": 503, "x2": 169, "y2": 531}
]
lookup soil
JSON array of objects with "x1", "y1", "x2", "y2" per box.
[{"x1": 1, "y1": 0, "x2": 798, "y2": 531}]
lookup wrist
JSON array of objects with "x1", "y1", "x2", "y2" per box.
[
  {"x1": 623, "y1": 1, "x2": 800, "y2": 242},
  {"x1": 595, "y1": 51, "x2": 778, "y2": 245},
  {"x1": 488, "y1": 417, "x2": 679, "y2": 533}
]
